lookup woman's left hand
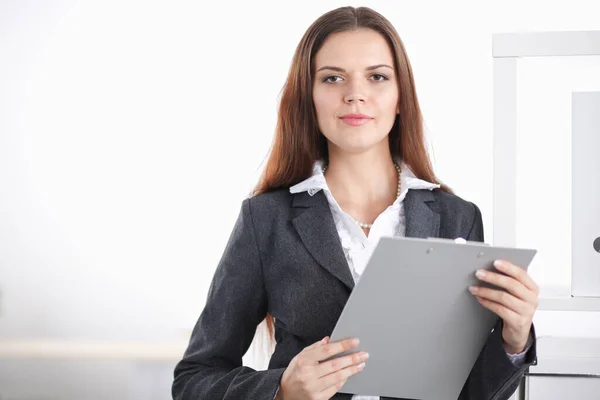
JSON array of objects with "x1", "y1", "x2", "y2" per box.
[{"x1": 469, "y1": 260, "x2": 539, "y2": 354}]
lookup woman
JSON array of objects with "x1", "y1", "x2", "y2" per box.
[{"x1": 172, "y1": 6, "x2": 538, "y2": 400}]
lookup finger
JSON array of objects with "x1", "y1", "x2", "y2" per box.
[
  {"x1": 319, "y1": 381, "x2": 346, "y2": 400},
  {"x1": 315, "y1": 351, "x2": 369, "y2": 378},
  {"x1": 476, "y1": 296, "x2": 526, "y2": 328},
  {"x1": 296, "y1": 337, "x2": 329, "y2": 372},
  {"x1": 309, "y1": 337, "x2": 360, "y2": 363},
  {"x1": 475, "y1": 269, "x2": 534, "y2": 303},
  {"x1": 494, "y1": 260, "x2": 539, "y2": 293},
  {"x1": 317, "y1": 359, "x2": 365, "y2": 393},
  {"x1": 306, "y1": 336, "x2": 329, "y2": 350},
  {"x1": 319, "y1": 376, "x2": 348, "y2": 400},
  {"x1": 470, "y1": 286, "x2": 534, "y2": 316}
]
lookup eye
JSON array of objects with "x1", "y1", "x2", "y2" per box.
[
  {"x1": 370, "y1": 73, "x2": 389, "y2": 82},
  {"x1": 323, "y1": 75, "x2": 343, "y2": 84}
]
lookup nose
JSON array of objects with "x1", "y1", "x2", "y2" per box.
[
  {"x1": 343, "y1": 81, "x2": 366, "y2": 104},
  {"x1": 344, "y1": 94, "x2": 365, "y2": 104}
]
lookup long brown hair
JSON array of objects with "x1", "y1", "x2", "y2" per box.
[{"x1": 252, "y1": 6, "x2": 451, "y2": 352}]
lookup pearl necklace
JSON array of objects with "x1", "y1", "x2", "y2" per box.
[{"x1": 322, "y1": 162, "x2": 402, "y2": 229}]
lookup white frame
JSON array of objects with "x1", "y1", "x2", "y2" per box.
[{"x1": 492, "y1": 31, "x2": 600, "y2": 311}]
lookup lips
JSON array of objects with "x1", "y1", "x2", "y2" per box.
[{"x1": 339, "y1": 114, "x2": 373, "y2": 127}]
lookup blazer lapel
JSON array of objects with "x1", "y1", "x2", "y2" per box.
[
  {"x1": 290, "y1": 189, "x2": 440, "y2": 291},
  {"x1": 291, "y1": 191, "x2": 355, "y2": 291},
  {"x1": 404, "y1": 189, "x2": 440, "y2": 238}
]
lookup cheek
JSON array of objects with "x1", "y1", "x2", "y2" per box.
[
  {"x1": 313, "y1": 88, "x2": 337, "y2": 117},
  {"x1": 380, "y1": 87, "x2": 399, "y2": 113}
]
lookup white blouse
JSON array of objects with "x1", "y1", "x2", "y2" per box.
[
  {"x1": 291, "y1": 160, "x2": 441, "y2": 284},
  {"x1": 288, "y1": 160, "x2": 528, "y2": 400}
]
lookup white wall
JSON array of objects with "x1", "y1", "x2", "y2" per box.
[{"x1": 1, "y1": 1, "x2": 599, "y2": 399}]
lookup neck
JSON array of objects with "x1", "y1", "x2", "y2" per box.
[{"x1": 324, "y1": 149, "x2": 399, "y2": 207}]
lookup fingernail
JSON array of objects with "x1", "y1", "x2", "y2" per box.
[
  {"x1": 475, "y1": 270, "x2": 486, "y2": 279},
  {"x1": 321, "y1": 336, "x2": 328, "y2": 344},
  {"x1": 357, "y1": 362, "x2": 366, "y2": 370},
  {"x1": 361, "y1": 352, "x2": 370, "y2": 361},
  {"x1": 494, "y1": 260, "x2": 504, "y2": 269},
  {"x1": 352, "y1": 338, "x2": 360, "y2": 346},
  {"x1": 469, "y1": 285, "x2": 478, "y2": 294}
]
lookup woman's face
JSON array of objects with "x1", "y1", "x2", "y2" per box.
[{"x1": 312, "y1": 28, "x2": 399, "y2": 156}]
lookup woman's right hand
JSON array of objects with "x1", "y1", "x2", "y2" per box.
[{"x1": 276, "y1": 336, "x2": 369, "y2": 400}]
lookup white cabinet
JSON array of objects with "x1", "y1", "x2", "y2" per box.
[
  {"x1": 493, "y1": 31, "x2": 600, "y2": 307},
  {"x1": 519, "y1": 337, "x2": 600, "y2": 400},
  {"x1": 525, "y1": 376, "x2": 600, "y2": 399}
]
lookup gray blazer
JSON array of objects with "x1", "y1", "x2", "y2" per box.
[{"x1": 172, "y1": 188, "x2": 537, "y2": 400}]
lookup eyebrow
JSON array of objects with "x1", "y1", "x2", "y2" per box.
[{"x1": 316, "y1": 64, "x2": 394, "y2": 73}]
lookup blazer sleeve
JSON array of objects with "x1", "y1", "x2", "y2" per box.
[
  {"x1": 457, "y1": 202, "x2": 537, "y2": 400},
  {"x1": 172, "y1": 198, "x2": 285, "y2": 400}
]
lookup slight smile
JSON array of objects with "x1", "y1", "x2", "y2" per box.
[{"x1": 339, "y1": 114, "x2": 373, "y2": 126}]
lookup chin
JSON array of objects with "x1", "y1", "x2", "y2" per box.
[
  {"x1": 329, "y1": 132, "x2": 389, "y2": 154},
  {"x1": 334, "y1": 140, "x2": 386, "y2": 155}
]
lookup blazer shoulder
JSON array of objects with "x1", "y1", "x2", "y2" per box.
[
  {"x1": 430, "y1": 189, "x2": 480, "y2": 217},
  {"x1": 429, "y1": 189, "x2": 483, "y2": 240},
  {"x1": 247, "y1": 188, "x2": 293, "y2": 219}
]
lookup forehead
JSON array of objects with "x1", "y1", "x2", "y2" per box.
[{"x1": 314, "y1": 28, "x2": 394, "y2": 68}]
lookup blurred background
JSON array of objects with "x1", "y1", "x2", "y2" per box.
[{"x1": 1, "y1": 1, "x2": 599, "y2": 399}]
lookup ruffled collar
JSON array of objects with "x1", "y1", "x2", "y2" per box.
[{"x1": 289, "y1": 159, "x2": 440, "y2": 204}]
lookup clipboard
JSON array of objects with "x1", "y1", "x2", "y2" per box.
[{"x1": 326, "y1": 236, "x2": 537, "y2": 400}]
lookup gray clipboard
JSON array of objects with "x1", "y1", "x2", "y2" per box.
[{"x1": 327, "y1": 236, "x2": 537, "y2": 400}]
